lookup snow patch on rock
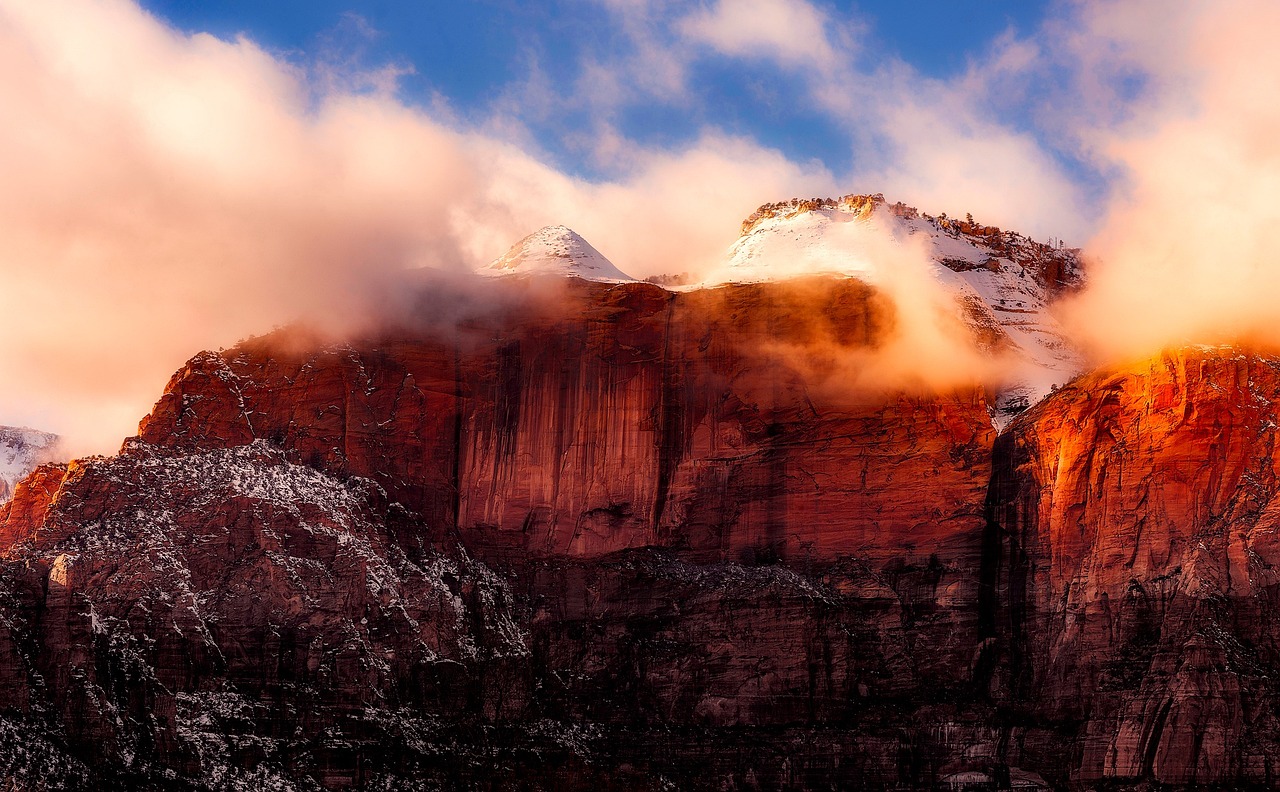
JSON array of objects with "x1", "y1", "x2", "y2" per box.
[{"x1": 0, "y1": 426, "x2": 63, "y2": 502}]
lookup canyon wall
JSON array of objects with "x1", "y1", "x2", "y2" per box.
[
  {"x1": 985, "y1": 347, "x2": 1280, "y2": 787},
  {"x1": 0, "y1": 278, "x2": 1274, "y2": 789}
]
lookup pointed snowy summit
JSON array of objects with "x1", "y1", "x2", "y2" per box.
[{"x1": 482, "y1": 225, "x2": 635, "y2": 282}]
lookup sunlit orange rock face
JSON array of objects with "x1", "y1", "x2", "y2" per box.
[{"x1": 985, "y1": 347, "x2": 1280, "y2": 786}]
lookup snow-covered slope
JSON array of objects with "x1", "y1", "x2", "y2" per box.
[
  {"x1": 0, "y1": 426, "x2": 63, "y2": 502},
  {"x1": 716, "y1": 194, "x2": 1086, "y2": 424},
  {"x1": 481, "y1": 225, "x2": 635, "y2": 282}
]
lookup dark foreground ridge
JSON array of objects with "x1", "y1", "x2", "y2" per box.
[{"x1": 0, "y1": 279, "x2": 1276, "y2": 790}]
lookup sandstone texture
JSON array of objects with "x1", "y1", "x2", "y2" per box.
[{"x1": 0, "y1": 277, "x2": 1272, "y2": 789}]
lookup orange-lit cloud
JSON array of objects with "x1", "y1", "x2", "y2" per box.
[
  {"x1": 3, "y1": 0, "x2": 1276, "y2": 458},
  {"x1": 1061, "y1": 0, "x2": 1280, "y2": 362},
  {"x1": 0, "y1": 0, "x2": 837, "y2": 454}
]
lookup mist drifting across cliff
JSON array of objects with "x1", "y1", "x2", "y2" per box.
[
  {"x1": 0, "y1": 0, "x2": 840, "y2": 454},
  {"x1": 0, "y1": 0, "x2": 1277, "y2": 453}
]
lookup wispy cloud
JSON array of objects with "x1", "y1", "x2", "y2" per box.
[
  {"x1": 574, "y1": 0, "x2": 1090, "y2": 240},
  {"x1": 677, "y1": 0, "x2": 846, "y2": 73}
]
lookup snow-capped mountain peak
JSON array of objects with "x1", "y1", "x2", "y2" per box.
[
  {"x1": 721, "y1": 193, "x2": 1087, "y2": 425},
  {"x1": 725, "y1": 193, "x2": 1081, "y2": 291},
  {"x1": 481, "y1": 225, "x2": 635, "y2": 283}
]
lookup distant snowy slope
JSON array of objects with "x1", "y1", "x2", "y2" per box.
[
  {"x1": 0, "y1": 426, "x2": 63, "y2": 502},
  {"x1": 481, "y1": 225, "x2": 635, "y2": 282}
]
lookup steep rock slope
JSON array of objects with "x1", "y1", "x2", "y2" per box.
[
  {"x1": 0, "y1": 441, "x2": 545, "y2": 788},
  {"x1": 985, "y1": 346, "x2": 1280, "y2": 787}
]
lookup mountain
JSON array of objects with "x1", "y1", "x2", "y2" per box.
[
  {"x1": 0, "y1": 207, "x2": 1272, "y2": 789},
  {"x1": 0, "y1": 426, "x2": 62, "y2": 502},
  {"x1": 480, "y1": 225, "x2": 636, "y2": 282},
  {"x1": 0, "y1": 277, "x2": 1003, "y2": 788},
  {"x1": 721, "y1": 194, "x2": 1085, "y2": 422}
]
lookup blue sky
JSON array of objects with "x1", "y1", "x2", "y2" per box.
[{"x1": 139, "y1": 1, "x2": 1056, "y2": 181}]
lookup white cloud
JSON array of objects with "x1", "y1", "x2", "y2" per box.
[{"x1": 678, "y1": 0, "x2": 842, "y2": 72}]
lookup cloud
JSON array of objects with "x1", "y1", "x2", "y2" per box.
[
  {"x1": 6, "y1": 0, "x2": 1274, "y2": 459},
  {"x1": 850, "y1": 75, "x2": 1095, "y2": 243},
  {"x1": 1059, "y1": 0, "x2": 1280, "y2": 361},
  {"x1": 0, "y1": 0, "x2": 838, "y2": 455},
  {"x1": 678, "y1": 0, "x2": 843, "y2": 72},
  {"x1": 670, "y1": 0, "x2": 1092, "y2": 242}
]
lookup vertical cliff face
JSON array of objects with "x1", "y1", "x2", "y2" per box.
[
  {"x1": 985, "y1": 347, "x2": 1280, "y2": 786},
  {"x1": 137, "y1": 277, "x2": 995, "y2": 578},
  {"x1": 135, "y1": 274, "x2": 1000, "y2": 698}
]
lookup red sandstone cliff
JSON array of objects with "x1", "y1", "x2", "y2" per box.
[
  {"x1": 137, "y1": 279, "x2": 994, "y2": 575},
  {"x1": 0, "y1": 276, "x2": 1276, "y2": 789},
  {"x1": 986, "y1": 347, "x2": 1280, "y2": 787}
]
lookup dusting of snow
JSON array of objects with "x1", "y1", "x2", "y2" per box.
[
  {"x1": 0, "y1": 716, "x2": 92, "y2": 787},
  {"x1": 0, "y1": 437, "x2": 537, "y2": 785},
  {"x1": 0, "y1": 426, "x2": 63, "y2": 502},
  {"x1": 15, "y1": 439, "x2": 529, "y2": 664},
  {"x1": 480, "y1": 225, "x2": 635, "y2": 282}
]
